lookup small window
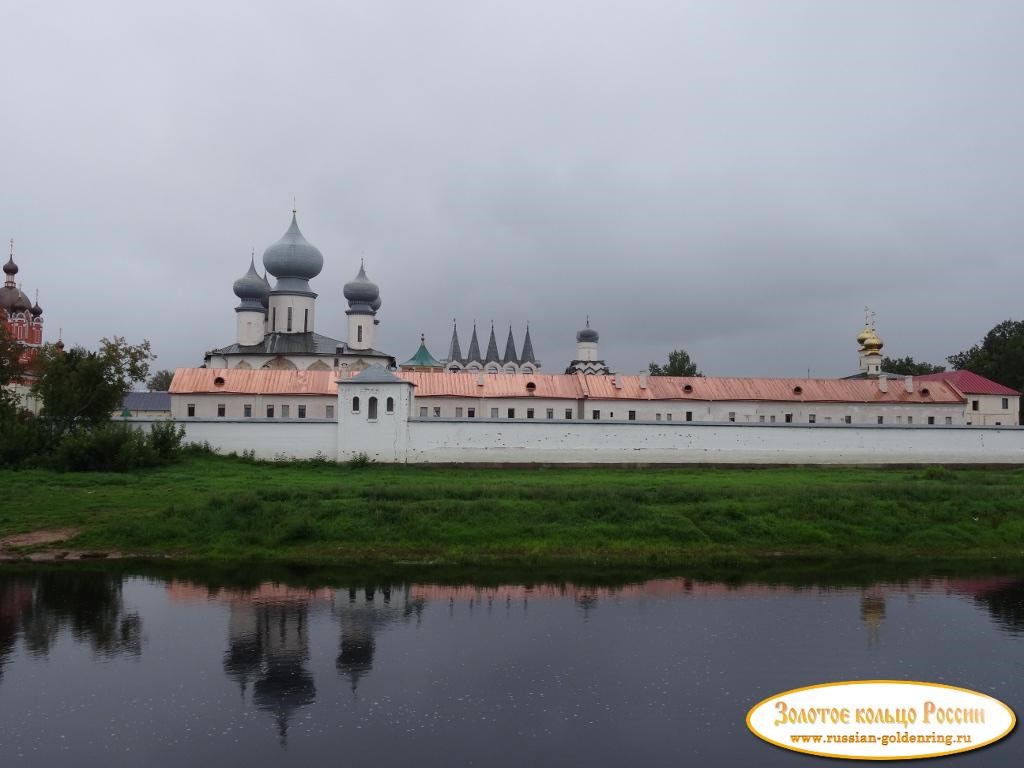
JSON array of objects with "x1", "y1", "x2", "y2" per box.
[
  {"x1": 996, "y1": 421, "x2": 1002, "y2": 426},
  {"x1": 326, "y1": 405, "x2": 334, "y2": 419},
  {"x1": 490, "y1": 407, "x2": 499, "y2": 418},
  {"x1": 793, "y1": 386, "x2": 803, "y2": 395},
  {"x1": 303, "y1": 308, "x2": 309, "y2": 333},
  {"x1": 187, "y1": 403, "x2": 195, "y2": 417},
  {"x1": 808, "y1": 414, "x2": 816, "y2": 424},
  {"x1": 287, "y1": 306, "x2": 293, "y2": 332},
  {"x1": 928, "y1": 416, "x2": 935, "y2": 425},
  {"x1": 784, "y1": 413, "x2": 793, "y2": 423},
  {"x1": 945, "y1": 416, "x2": 953, "y2": 425},
  {"x1": 272, "y1": 307, "x2": 277, "y2": 330},
  {"x1": 592, "y1": 410, "x2": 600, "y2": 420},
  {"x1": 896, "y1": 415, "x2": 902, "y2": 424},
  {"x1": 906, "y1": 416, "x2": 912, "y2": 425},
  {"x1": 456, "y1": 407, "x2": 463, "y2": 418},
  {"x1": 352, "y1": 396, "x2": 361, "y2": 413},
  {"x1": 629, "y1": 410, "x2": 637, "y2": 421},
  {"x1": 683, "y1": 384, "x2": 693, "y2": 394},
  {"x1": 281, "y1": 405, "x2": 290, "y2": 418},
  {"x1": 920, "y1": 388, "x2": 931, "y2": 397},
  {"x1": 758, "y1": 415, "x2": 765, "y2": 423},
  {"x1": 526, "y1": 408, "x2": 534, "y2": 419},
  {"x1": 213, "y1": 376, "x2": 225, "y2": 387},
  {"x1": 526, "y1": 382, "x2": 537, "y2": 395},
  {"x1": 433, "y1": 406, "x2": 441, "y2": 418},
  {"x1": 298, "y1": 405, "x2": 306, "y2": 419},
  {"x1": 666, "y1": 414, "x2": 672, "y2": 421},
  {"x1": 728, "y1": 412, "x2": 736, "y2": 422},
  {"x1": 507, "y1": 408, "x2": 515, "y2": 418},
  {"x1": 770, "y1": 415, "x2": 776, "y2": 423},
  {"x1": 419, "y1": 406, "x2": 428, "y2": 417},
  {"x1": 244, "y1": 404, "x2": 252, "y2": 418},
  {"x1": 386, "y1": 397, "x2": 394, "y2": 413},
  {"x1": 217, "y1": 404, "x2": 226, "y2": 418},
  {"x1": 972, "y1": 400, "x2": 980, "y2": 411},
  {"x1": 267, "y1": 405, "x2": 274, "y2": 418},
  {"x1": 546, "y1": 408, "x2": 554, "y2": 419},
  {"x1": 468, "y1": 408, "x2": 475, "y2": 418},
  {"x1": 844, "y1": 415, "x2": 851, "y2": 424},
  {"x1": 655, "y1": 413, "x2": 661, "y2": 421},
  {"x1": 824, "y1": 416, "x2": 832, "y2": 424},
  {"x1": 877, "y1": 416, "x2": 884, "y2": 424},
  {"x1": 368, "y1": 398, "x2": 378, "y2": 420},
  {"x1": 357, "y1": 325, "x2": 363, "y2": 343},
  {"x1": 1003, "y1": 398, "x2": 1010, "y2": 410},
  {"x1": 565, "y1": 409, "x2": 573, "y2": 419},
  {"x1": 685, "y1": 411, "x2": 693, "y2": 422}
]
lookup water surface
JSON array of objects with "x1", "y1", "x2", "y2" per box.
[{"x1": 0, "y1": 569, "x2": 1021, "y2": 766}]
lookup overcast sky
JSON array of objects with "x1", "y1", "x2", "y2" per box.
[{"x1": 3, "y1": 1, "x2": 1023, "y2": 378}]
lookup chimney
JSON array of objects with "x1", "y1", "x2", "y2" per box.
[
  {"x1": 639, "y1": 374, "x2": 648, "y2": 389},
  {"x1": 477, "y1": 372, "x2": 485, "y2": 387},
  {"x1": 614, "y1": 375, "x2": 623, "y2": 389},
  {"x1": 878, "y1": 377, "x2": 888, "y2": 393},
  {"x1": 904, "y1": 376, "x2": 913, "y2": 394}
]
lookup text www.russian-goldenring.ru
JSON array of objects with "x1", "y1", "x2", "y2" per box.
[{"x1": 790, "y1": 732, "x2": 973, "y2": 747}]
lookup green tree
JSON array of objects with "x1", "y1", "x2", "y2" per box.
[
  {"x1": 947, "y1": 320, "x2": 1024, "y2": 393},
  {"x1": 147, "y1": 369, "x2": 174, "y2": 391},
  {"x1": 649, "y1": 349, "x2": 702, "y2": 377},
  {"x1": 32, "y1": 337, "x2": 153, "y2": 438},
  {"x1": 0, "y1": 321, "x2": 25, "y2": 416},
  {"x1": 880, "y1": 356, "x2": 945, "y2": 376}
]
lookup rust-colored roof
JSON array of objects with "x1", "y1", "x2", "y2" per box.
[
  {"x1": 915, "y1": 370, "x2": 1020, "y2": 396},
  {"x1": 169, "y1": 368, "x2": 339, "y2": 395},
  {"x1": 169, "y1": 368, "x2": 965, "y2": 404}
]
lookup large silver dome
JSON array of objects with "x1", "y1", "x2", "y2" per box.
[
  {"x1": 576, "y1": 319, "x2": 599, "y2": 343},
  {"x1": 262, "y1": 212, "x2": 323, "y2": 285}
]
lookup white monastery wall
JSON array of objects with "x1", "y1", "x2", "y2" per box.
[
  {"x1": 401, "y1": 420, "x2": 1024, "y2": 464},
  {"x1": 177, "y1": 420, "x2": 336, "y2": 460}
]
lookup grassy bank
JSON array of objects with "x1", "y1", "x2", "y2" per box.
[{"x1": 2, "y1": 456, "x2": 1024, "y2": 567}]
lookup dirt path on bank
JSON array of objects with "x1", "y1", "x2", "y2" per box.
[{"x1": 0, "y1": 527, "x2": 122, "y2": 562}]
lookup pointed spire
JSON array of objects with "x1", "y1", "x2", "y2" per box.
[
  {"x1": 466, "y1": 322, "x2": 481, "y2": 363},
  {"x1": 520, "y1": 323, "x2": 536, "y2": 364},
  {"x1": 447, "y1": 319, "x2": 463, "y2": 364},
  {"x1": 502, "y1": 325, "x2": 518, "y2": 365},
  {"x1": 484, "y1": 321, "x2": 500, "y2": 364}
]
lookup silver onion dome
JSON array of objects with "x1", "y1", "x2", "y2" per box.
[
  {"x1": 576, "y1": 318, "x2": 599, "y2": 343},
  {"x1": 344, "y1": 263, "x2": 380, "y2": 314},
  {"x1": 233, "y1": 257, "x2": 270, "y2": 302},
  {"x1": 262, "y1": 212, "x2": 323, "y2": 290},
  {"x1": 3, "y1": 255, "x2": 17, "y2": 276}
]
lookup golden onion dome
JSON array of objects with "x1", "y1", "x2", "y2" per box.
[
  {"x1": 856, "y1": 325, "x2": 873, "y2": 346},
  {"x1": 862, "y1": 332, "x2": 884, "y2": 351}
]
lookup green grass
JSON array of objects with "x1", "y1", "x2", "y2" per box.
[{"x1": 3, "y1": 456, "x2": 1024, "y2": 567}]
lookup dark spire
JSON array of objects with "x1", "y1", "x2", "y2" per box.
[
  {"x1": 466, "y1": 322, "x2": 482, "y2": 363},
  {"x1": 520, "y1": 324, "x2": 536, "y2": 364},
  {"x1": 484, "y1": 322, "x2": 500, "y2": 364},
  {"x1": 447, "y1": 319, "x2": 463, "y2": 364},
  {"x1": 502, "y1": 325, "x2": 518, "y2": 365}
]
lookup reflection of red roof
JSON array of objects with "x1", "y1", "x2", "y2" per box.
[
  {"x1": 171, "y1": 369, "x2": 965, "y2": 404},
  {"x1": 915, "y1": 370, "x2": 1020, "y2": 396}
]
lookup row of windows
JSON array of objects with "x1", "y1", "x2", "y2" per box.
[
  {"x1": 269, "y1": 306, "x2": 310, "y2": 333},
  {"x1": 351, "y1": 396, "x2": 394, "y2": 420},
  {"x1": 972, "y1": 398, "x2": 1011, "y2": 411},
  {"x1": 413, "y1": 406, "x2": 958, "y2": 425},
  {"x1": 187, "y1": 403, "x2": 333, "y2": 419}
]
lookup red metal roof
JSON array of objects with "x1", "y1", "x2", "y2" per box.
[
  {"x1": 169, "y1": 369, "x2": 966, "y2": 404},
  {"x1": 914, "y1": 370, "x2": 1020, "y2": 396}
]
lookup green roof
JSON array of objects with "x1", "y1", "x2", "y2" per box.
[{"x1": 401, "y1": 337, "x2": 442, "y2": 368}]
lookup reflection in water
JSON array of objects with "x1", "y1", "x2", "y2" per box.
[
  {"x1": 965, "y1": 579, "x2": 1024, "y2": 635},
  {"x1": 0, "y1": 570, "x2": 141, "y2": 682}
]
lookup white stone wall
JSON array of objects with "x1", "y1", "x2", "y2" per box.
[
  {"x1": 268, "y1": 294, "x2": 316, "y2": 334},
  {"x1": 402, "y1": 420, "x2": 1024, "y2": 464},
  {"x1": 235, "y1": 310, "x2": 266, "y2": 347},
  {"x1": 174, "y1": 420, "x2": 336, "y2": 460}
]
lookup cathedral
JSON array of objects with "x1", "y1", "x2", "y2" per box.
[
  {"x1": 203, "y1": 211, "x2": 395, "y2": 373},
  {"x1": 0, "y1": 240, "x2": 48, "y2": 410}
]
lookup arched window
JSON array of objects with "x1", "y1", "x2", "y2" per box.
[
  {"x1": 368, "y1": 396, "x2": 378, "y2": 420},
  {"x1": 386, "y1": 397, "x2": 394, "y2": 413},
  {"x1": 352, "y1": 396, "x2": 360, "y2": 413}
]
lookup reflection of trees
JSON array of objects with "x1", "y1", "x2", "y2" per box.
[
  {"x1": 971, "y1": 581, "x2": 1024, "y2": 635},
  {"x1": 0, "y1": 571, "x2": 142, "y2": 684}
]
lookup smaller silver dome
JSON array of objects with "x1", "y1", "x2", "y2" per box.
[
  {"x1": 233, "y1": 257, "x2": 270, "y2": 302},
  {"x1": 30, "y1": 301, "x2": 42, "y2": 317},
  {"x1": 3, "y1": 256, "x2": 17, "y2": 276},
  {"x1": 12, "y1": 288, "x2": 31, "y2": 313},
  {"x1": 576, "y1": 318, "x2": 599, "y2": 343},
  {"x1": 344, "y1": 263, "x2": 380, "y2": 310}
]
